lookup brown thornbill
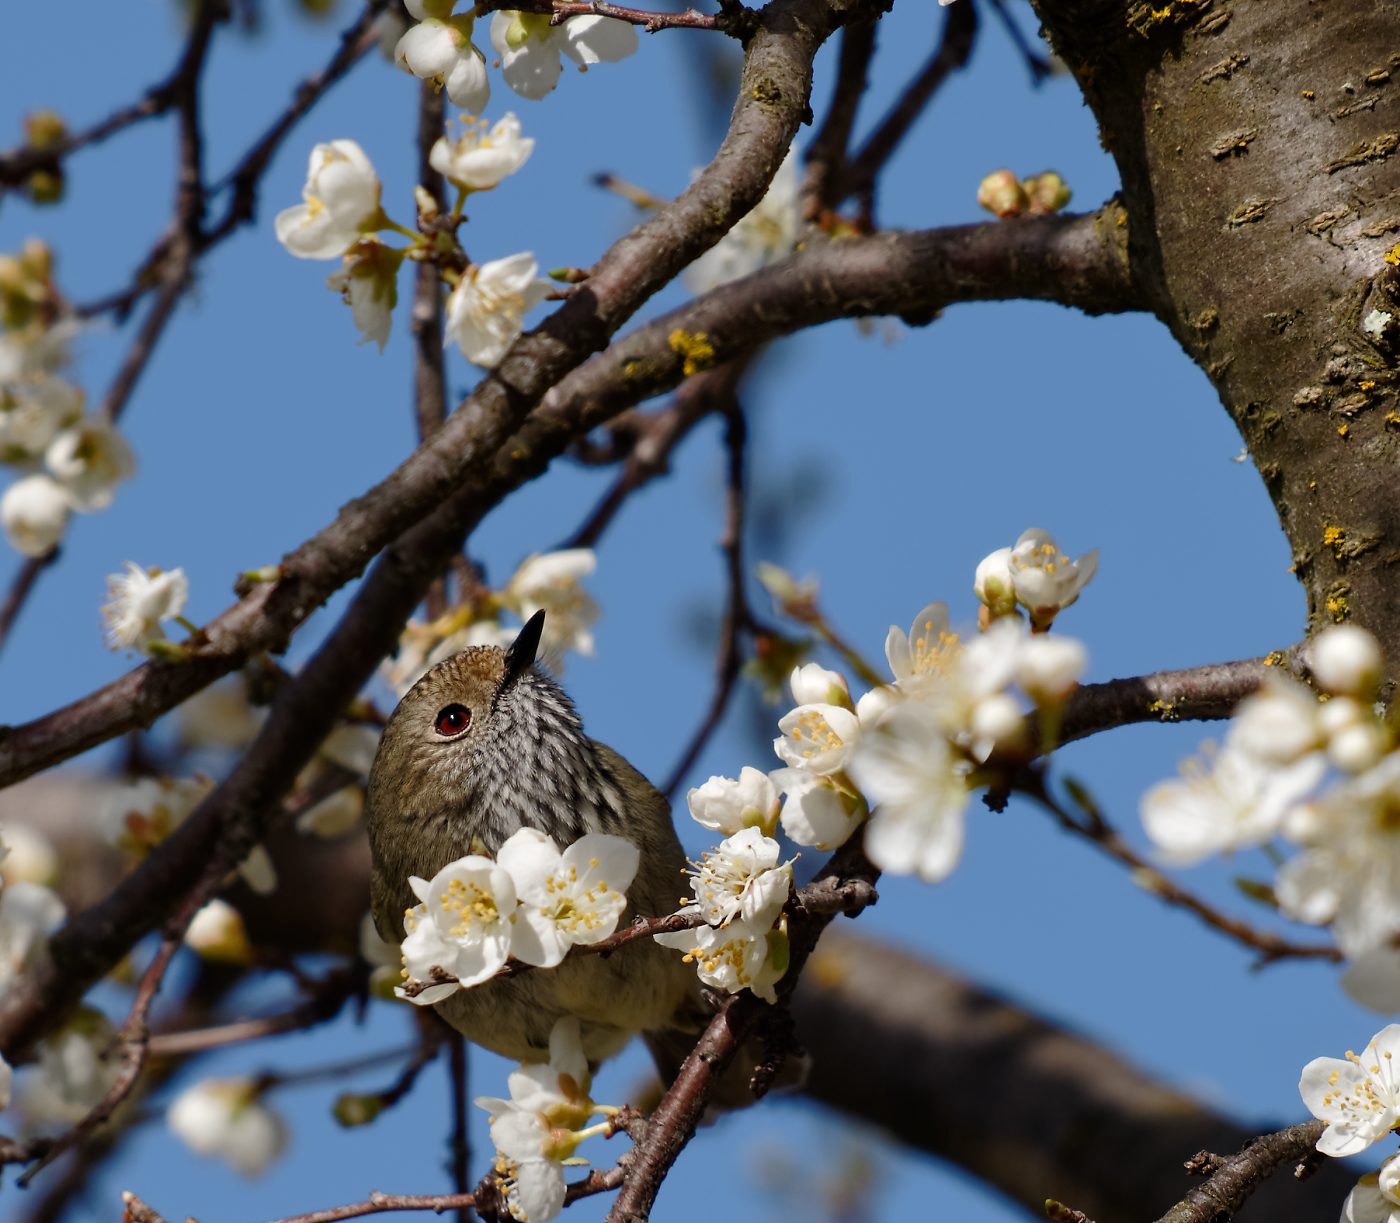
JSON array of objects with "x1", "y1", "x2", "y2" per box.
[{"x1": 366, "y1": 610, "x2": 701, "y2": 1065}]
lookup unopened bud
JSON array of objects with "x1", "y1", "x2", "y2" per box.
[
  {"x1": 26, "y1": 169, "x2": 64, "y2": 205},
  {"x1": 184, "y1": 899, "x2": 254, "y2": 965},
  {"x1": 333, "y1": 1092, "x2": 384, "y2": 1127},
  {"x1": 413, "y1": 184, "x2": 440, "y2": 226},
  {"x1": 1311, "y1": 624, "x2": 1383, "y2": 696},
  {"x1": 973, "y1": 547, "x2": 1017, "y2": 619},
  {"x1": 24, "y1": 110, "x2": 66, "y2": 151},
  {"x1": 977, "y1": 169, "x2": 1028, "y2": 219},
  {"x1": 1022, "y1": 170, "x2": 1071, "y2": 214}
]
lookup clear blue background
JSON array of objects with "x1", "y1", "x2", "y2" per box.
[{"x1": 0, "y1": 2, "x2": 1374, "y2": 1221}]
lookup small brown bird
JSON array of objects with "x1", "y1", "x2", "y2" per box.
[{"x1": 366, "y1": 611, "x2": 700, "y2": 1065}]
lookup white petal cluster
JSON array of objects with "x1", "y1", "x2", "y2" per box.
[
  {"x1": 503, "y1": 548, "x2": 599, "y2": 660},
  {"x1": 687, "y1": 827, "x2": 792, "y2": 928},
  {"x1": 974, "y1": 528, "x2": 1098, "y2": 629},
  {"x1": 184, "y1": 899, "x2": 253, "y2": 965},
  {"x1": 100, "y1": 562, "x2": 189, "y2": 653},
  {"x1": 397, "y1": 827, "x2": 638, "y2": 1003},
  {"x1": 326, "y1": 238, "x2": 402, "y2": 352},
  {"x1": 490, "y1": 10, "x2": 638, "y2": 102},
  {"x1": 167, "y1": 1077, "x2": 287, "y2": 1176},
  {"x1": 1301, "y1": 1023, "x2": 1400, "y2": 1156},
  {"x1": 396, "y1": 1, "x2": 490, "y2": 113},
  {"x1": 274, "y1": 140, "x2": 382, "y2": 261},
  {"x1": 430, "y1": 114, "x2": 534, "y2": 191},
  {"x1": 476, "y1": 1019, "x2": 606, "y2": 1223},
  {"x1": 1, "y1": 472, "x2": 69, "y2": 556},
  {"x1": 1342, "y1": 1154, "x2": 1400, "y2": 1223},
  {"x1": 686, "y1": 151, "x2": 802, "y2": 294},
  {"x1": 20, "y1": 1011, "x2": 122, "y2": 1130},
  {"x1": 0, "y1": 880, "x2": 65, "y2": 987},
  {"x1": 687, "y1": 767, "x2": 780, "y2": 838},
  {"x1": 445, "y1": 251, "x2": 551, "y2": 368}
]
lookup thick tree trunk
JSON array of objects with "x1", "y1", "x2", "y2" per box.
[{"x1": 1032, "y1": 0, "x2": 1400, "y2": 646}]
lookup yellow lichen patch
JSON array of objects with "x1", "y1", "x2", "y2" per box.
[
  {"x1": 1308, "y1": 480, "x2": 1319, "y2": 492},
  {"x1": 1147, "y1": 698, "x2": 1179, "y2": 721},
  {"x1": 1385, "y1": 243, "x2": 1400, "y2": 267},
  {"x1": 1302, "y1": 90, "x2": 1316, "y2": 100},
  {"x1": 668, "y1": 328, "x2": 717, "y2": 376},
  {"x1": 1324, "y1": 525, "x2": 1347, "y2": 557},
  {"x1": 1361, "y1": 380, "x2": 1377, "y2": 392},
  {"x1": 1387, "y1": 409, "x2": 1400, "y2": 428},
  {"x1": 1338, "y1": 423, "x2": 1351, "y2": 438},
  {"x1": 1264, "y1": 650, "x2": 1286, "y2": 667},
  {"x1": 1328, "y1": 591, "x2": 1351, "y2": 621}
]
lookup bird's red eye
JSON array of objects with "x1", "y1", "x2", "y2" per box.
[{"x1": 434, "y1": 704, "x2": 471, "y2": 737}]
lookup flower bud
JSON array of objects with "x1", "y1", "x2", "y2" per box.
[
  {"x1": 1022, "y1": 170, "x2": 1071, "y2": 213},
  {"x1": 184, "y1": 899, "x2": 254, "y2": 966},
  {"x1": 24, "y1": 111, "x2": 67, "y2": 150},
  {"x1": 977, "y1": 170, "x2": 1028, "y2": 219},
  {"x1": 1311, "y1": 624, "x2": 1383, "y2": 696},
  {"x1": 973, "y1": 547, "x2": 1017, "y2": 619}
]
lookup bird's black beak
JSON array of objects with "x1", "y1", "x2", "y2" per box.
[{"x1": 502, "y1": 610, "x2": 545, "y2": 690}]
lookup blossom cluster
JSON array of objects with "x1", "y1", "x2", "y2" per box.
[
  {"x1": 653, "y1": 529, "x2": 1094, "y2": 1000},
  {"x1": 1140, "y1": 624, "x2": 1400, "y2": 1008},
  {"x1": 475, "y1": 1016, "x2": 619, "y2": 1222},
  {"x1": 0, "y1": 240, "x2": 136, "y2": 557},
  {"x1": 397, "y1": 827, "x2": 639, "y2": 1004},
  {"x1": 384, "y1": 547, "x2": 599, "y2": 697},
  {"x1": 275, "y1": 120, "x2": 547, "y2": 364}
]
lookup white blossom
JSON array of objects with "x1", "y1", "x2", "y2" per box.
[
  {"x1": 1313, "y1": 625, "x2": 1385, "y2": 697},
  {"x1": 850, "y1": 700, "x2": 971, "y2": 882},
  {"x1": 654, "y1": 914, "x2": 787, "y2": 1002},
  {"x1": 1140, "y1": 742, "x2": 1325, "y2": 866},
  {"x1": 1275, "y1": 755, "x2": 1400, "y2": 958},
  {"x1": 685, "y1": 150, "x2": 801, "y2": 293},
  {"x1": 396, "y1": 10, "x2": 489, "y2": 112},
  {"x1": 43, "y1": 415, "x2": 135, "y2": 510},
  {"x1": 398, "y1": 854, "x2": 517, "y2": 1001},
  {"x1": 497, "y1": 828, "x2": 637, "y2": 968},
  {"x1": 100, "y1": 562, "x2": 189, "y2": 652},
  {"x1": 772, "y1": 767, "x2": 864, "y2": 849},
  {"x1": 1300, "y1": 1023, "x2": 1400, "y2": 1156},
  {"x1": 319, "y1": 724, "x2": 382, "y2": 777},
  {"x1": 494, "y1": 1152, "x2": 567, "y2": 1223},
  {"x1": 104, "y1": 775, "x2": 214, "y2": 855},
  {"x1": 274, "y1": 140, "x2": 382, "y2": 261},
  {"x1": 1015, "y1": 634, "x2": 1087, "y2": 706},
  {"x1": 504, "y1": 549, "x2": 599, "y2": 659},
  {"x1": 774, "y1": 701, "x2": 861, "y2": 775},
  {"x1": 1226, "y1": 673, "x2": 1323, "y2": 766},
  {"x1": 490, "y1": 10, "x2": 637, "y2": 102},
  {"x1": 0, "y1": 376, "x2": 82, "y2": 462},
  {"x1": 326, "y1": 238, "x2": 401, "y2": 351},
  {"x1": 445, "y1": 251, "x2": 551, "y2": 368},
  {"x1": 168, "y1": 1077, "x2": 287, "y2": 1176},
  {"x1": 687, "y1": 767, "x2": 780, "y2": 837},
  {"x1": 1342, "y1": 1157, "x2": 1400, "y2": 1223},
  {"x1": 184, "y1": 899, "x2": 253, "y2": 965},
  {"x1": 21, "y1": 1012, "x2": 122, "y2": 1130},
  {"x1": 295, "y1": 784, "x2": 363, "y2": 838},
  {"x1": 0, "y1": 824, "x2": 57, "y2": 887},
  {"x1": 178, "y1": 681, "x2": 263, "y2": 751},
  {"x1": 0, "y1": 880, "x2": 65, "y2": 986},
  {"x1": 430, "y1": 114, "x2": 534, "y2": 191},
  {"x1": 1005, "y1": 527, "x2": 1098, "y2": 628},
  {"x1": 689, "y1": 827, "x2": 792, "y2": 928},
  {"x1": 1, "y1": 472, "x2": 70, "y2": 556},
  {"x1": 884, "y1": 601, "x2": 960, "y2": 698}
]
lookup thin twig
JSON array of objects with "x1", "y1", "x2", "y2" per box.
[
  {"x1": 1153, "y1": 1120, "x2": 1327, "y2": 1223},
  {"x1": 446, "y1": 1032, "x2": 473, "y2": 1223},
  {"x1": 13, "y1": 931, "x2": 184, "y2": 1184},
  {"x1": 845, "y1": 1, "x2": 978, "y2": 224},
  {"x1": 662, "y1": 403, "x2": 755, "y2": 798},
  {"x1": 1021, "y1": 773, "x2": 1341, "y2": 965},
  {"x1": 801, "y1": 17, "x2": 878, "y2": 219},
  {"x1": 986, "y1": 0, "x2": 1054, "y2": 85},
  {"x1": 0, "y1": 555, "x2": 55, "y2": 653}
]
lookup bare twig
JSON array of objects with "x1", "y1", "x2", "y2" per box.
[
  {"x1": 121, "y1": 1191, "x2": 172, "y2": 1223},
  {"x1": 845, "y1": 1, "x2": 978, "y2": 223},
  {"x1": 986, "y1": 0, "x2": 1054, "y2": 85},
  {"x1": 266, "y1": 1165, "x2": 626, "y2": 1223},
  {"x1": 447, "y1": 1032, "x2": 473, "y2": 1223},
  {"x1": 802, "y1": 17, "x2": 878, "y2": 219},
  {"x1": 662, "y1": 402, "x2": 755, "y2": 798},
  {"x1": 1152, "y1": 1121, "x2": 1328, "y2": 1223},
  {"x1": 1020, "y1": 773, "x2": 1341, "y2": 964},
  {"x1": 0, "y1": 555, "x2": 55, "y2": 653}
]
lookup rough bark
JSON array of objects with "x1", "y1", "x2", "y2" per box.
[{"x1": 1031, "y1": 0, "x2": 1400, "y2": 647}]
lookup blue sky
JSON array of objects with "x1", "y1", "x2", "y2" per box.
[{"x1": 0, "y1": 2, "x2": 1376, "y2": 1221}]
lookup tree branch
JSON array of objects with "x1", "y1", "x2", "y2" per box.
[{"x1": 1152, "y1": 1121, "x2": 1328, "y2": 1223}]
